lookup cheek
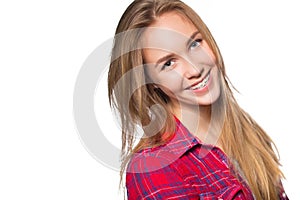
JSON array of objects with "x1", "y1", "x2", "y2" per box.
[
  {"x1": 212, "y1": 68, "x2": 222, "y2": 97},
  {"x1": 145, "y1": 67, "x2": 159, "y2": 84},
  {"x1": 202, "y1": 42, "x2": 217, "y2": 64},
  {"x1": 145, "y1": 65, "x2": 183, "y2": 91},
  {"x1": 156, "y1": 72, "x2": 184, "y2": 94}
]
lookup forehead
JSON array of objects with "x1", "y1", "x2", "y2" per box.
[
  {"x1": 143, "y1": 11, "x2": 197, "y2": 42},
  {"x1": 141, "y1": 12, "x2": 198, "y2": 62}
]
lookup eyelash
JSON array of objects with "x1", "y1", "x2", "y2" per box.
[
  {"x1": 190, "y1": 38, "x2": 203, "y2": 50},
  {"x1": 161, "y1": 59, "x2": 175, "y2": 71},
  {"x1": 160, "y1": 38, "x2": 203, "y2": 71}
]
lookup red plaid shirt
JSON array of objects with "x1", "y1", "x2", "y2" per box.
[{"x1": 126, "y1": 117, "x2": 288, "y2": 199}]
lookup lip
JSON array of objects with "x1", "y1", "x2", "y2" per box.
[{"x1": 185, "y1": 69, "x2": 211, "y2": 90}]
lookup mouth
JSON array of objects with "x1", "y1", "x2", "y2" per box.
[{"x1": 186, "y1": 70, "x2": 211, "y2": 90}]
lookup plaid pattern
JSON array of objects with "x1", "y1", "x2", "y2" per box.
[{"x1": 126, "y1": 117, "x2": 288, "y2": 199}]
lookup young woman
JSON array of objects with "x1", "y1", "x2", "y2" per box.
[{"x1": 108, "y1": 0, "x2": 288, "y2": 199}]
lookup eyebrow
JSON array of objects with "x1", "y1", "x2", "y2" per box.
[
  {"x1": 186, "y1": 31, "x2": 201, "y2": 47},
  {"x1": 154, "y1": 31, "x2": 201, "y2": 68},
  {"x1": 154, "y1": 53, "x2": 175, "y2": 68}
]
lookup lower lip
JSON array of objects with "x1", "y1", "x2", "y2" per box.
[{"x1": 189, "y1": 73, "x2": 212, "y2": 94}]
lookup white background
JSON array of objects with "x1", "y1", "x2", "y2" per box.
[{"x1": 0, "y1": 0, "x2": 299, "y2": 199}]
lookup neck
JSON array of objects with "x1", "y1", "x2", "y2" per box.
[{"x1": 171, "y1": 102, "x2": 221, "y2": 146}]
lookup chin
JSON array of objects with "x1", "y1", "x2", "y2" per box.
[{"x1": 198, "y1": 90, "x2": 221, "y2": 106}]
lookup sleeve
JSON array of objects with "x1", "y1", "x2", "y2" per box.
[{"x1": 126, "y1": 167, "x2": 199, "y2": 200}]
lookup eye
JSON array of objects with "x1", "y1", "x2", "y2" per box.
[
  {"x1": 189, "y1": 38, "x2": 203, "y2": 50},
  {"x1": 161, "y1": 59, "x2": 175, "y2": 71}
]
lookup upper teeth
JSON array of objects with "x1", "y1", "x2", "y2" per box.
[{"x1": 190, "y1": 74, "x2": 210, "y2": 90}]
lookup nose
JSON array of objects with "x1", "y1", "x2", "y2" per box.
[{"x1": 183, "y1": 62, "x2": 204, "y2": 79}]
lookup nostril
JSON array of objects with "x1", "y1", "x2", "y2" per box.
[
  {"x1": 189, "y1": 67, "x2": 203, "y2": 79},
  {"x1": 184, "y1": 62, "x2": 205, "y2": 79}
]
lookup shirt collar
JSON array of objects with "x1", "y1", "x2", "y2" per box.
[
  {"x1": 128, "y1": 116, "x2": 201, "y2": 173},
  {"x1": 165, "y1": 116, "x2": 200, "y2": 155}
]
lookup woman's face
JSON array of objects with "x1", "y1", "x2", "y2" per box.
[{"x1": 142, "y1": 12, "x2": 221, "y2": 110}]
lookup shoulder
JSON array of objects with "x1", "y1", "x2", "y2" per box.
[
  {"x1": 125, "y1": 138, "x2": 198, "y2": 200},
  {"x1": 126, "y1": 156, "x2": 198, "y2": 200},
  {"x1": 126, "y1": 143, "x2": 178, "y2": 174},
  {"x1": 124, "y1": 117, "x2": 201, "y2": 199}
]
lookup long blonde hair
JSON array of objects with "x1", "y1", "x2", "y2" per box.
[{"x1": 108, "y1": 0, "x2": 284, "y2": 199}]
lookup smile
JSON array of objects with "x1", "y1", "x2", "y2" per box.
[{"x1": 187, "y1": 71, "x2": 211, "y2": 91}]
